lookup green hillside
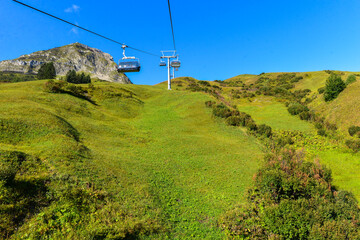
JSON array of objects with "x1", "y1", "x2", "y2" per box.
[
  {"x1": 0, "y1": 80, "x2": 263, "y2": 239},
  {"x1": 1, "y1": 70, "x2": 360, "y2": 239},
  {"x1": 310, "y1": 78, "x2": 360, "y2": 131}
]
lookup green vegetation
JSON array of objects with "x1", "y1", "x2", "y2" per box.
[
  {"x1": 324, "y1": 74, "x2": 346, "y2": 102},
  {"x1": 220, "y1": 149, "x2": 360, "y2": 239},
  {"x1": 236, "y1": 99, "x2": 314, "y2": 132},
  {"x1": 0, "y1": 151, "x2": 49, "y2": 237},
  {"x1": 287, "y1": 102, "x2": 309, "y2": 115},
  {"x1": 1, "y1": 68, "x2": 360, "y2": 239},
  {"x1": 0, "y1": 72, "x2": 36, "y2": 83},
  {"x1": 346, "y1": 74, "x2": 357, "y2": 85},
  {"x1": 65, "y1": 70, "x2": 91, "y2": 84},
  {"x1": 348, "y1": 125, "x2": 360, "y2": 137},
  {"x1": 37, "y1": 62, "x2": 56, "y2": 80},
  {"x1": 0, "y1": 79, "x2": 263, "y2": 239}
]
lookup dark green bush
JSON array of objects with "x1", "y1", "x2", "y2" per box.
[
  {"x1": 37, "y1": 62, "x2": 56, "y2": 80},
  {"x1": 299, "y1": 111, "x2": 311, "y2": 121},
  {"x1": 246, "y1": 120, "x2": 257, "y2": 131},
  {"x1": 204, "y1": 101, "x2": 216, "y2": 108},
  {"x1": 198, "y1": 80, "x2": 211, "y2": 87},
  {"x1": 348, "y1": 125, "x2": 360, "y2": 136},
  {"x1": 317, "y1": 129, "x2": 326, "y2": 136},
  {"x1": 315, "y1": 122, "x2": 323, "y2": 130},
  {"x1": 324, "y1": 74, "x2": 346, "y2": 102},
  {"x1": 212, "y1": 104, "x2": 232, "y2": 118},
  {"x1": 288, "y1": 103, "x2": 309, "y2": 115},
  {"x1": 225, "y1": 116, "x2": 242, "y2": 126},
  {"x1": 276, "y1": 136, "x2": 294, "y2": 147},
  {"x1": 309, "y1": 220, "x2": 360, "y2": 239},
  {"x1": 325, "y1": 122, "x2": 337, "y2": 131},
  {"x1": 345, "y1": 139, "x2": 360, "y2": 152},
  {"x1": 257, "y1": 124, "x2": 272, "y2": 138},
  {"x1": 318, "y1": 87, "x2": 325, "y2": 94},
  {"x1": 219, "y1": 150, "x2": 360, "y2": 239},
  {"x1": 43, "y1": 80, "x2": 67, "y2": 93},
  {"x1": 346, "y1": 74, "x2": 356, "y2": 85}
]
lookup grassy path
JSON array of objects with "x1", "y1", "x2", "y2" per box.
[
  {"x1": 64, "y1": 86, "x2": 265, "y2": 238},
  {"x1": 130, "y1": 91, "x2": 263, "y2": 238}
]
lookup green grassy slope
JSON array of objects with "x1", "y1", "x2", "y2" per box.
[
  {"x1": 0, "y1": 80, "x2": 263, "y2": 238},
  {"x1": 225, "y1": 70, "x2": 360, "y2": 92},
  {"x1": 310, "y1": 79, "x2": 360, "y2": 131},
  {"x1": 171, "y1": 75, "x2": 360, "y2": 202},
  {"x1": 235, "y1": 96, "x2": 314, "y2": 132}
]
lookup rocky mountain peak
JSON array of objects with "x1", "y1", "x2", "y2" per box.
[{"x1": 0, "y1": 43, "x2": 131, "y2": 84}]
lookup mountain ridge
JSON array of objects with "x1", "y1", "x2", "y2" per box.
[{"x1": 0, "y1": 43, "x2": 131, "y2": 84}]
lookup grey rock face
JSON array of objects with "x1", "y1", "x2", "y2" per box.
[{"x1": 0, "y1": 43, "x2": 131, "y2": 84}]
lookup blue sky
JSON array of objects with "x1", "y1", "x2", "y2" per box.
[{"x1": 1, "y1": 0, "x2": 360, "y2": 85}]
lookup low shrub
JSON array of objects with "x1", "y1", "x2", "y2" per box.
[
  {"x1": 317, "y1": 129, "x2": 326, "y2": 136},
  {"x1": 198, "y1": 80, "x2": 211, "y2": 87},
  {"x1": 348, "y1": 125, "x2": 360, "y2": 136},
  {"x1": 346, "y1": 74, "x2": 356, "y2": 85},
  {"x1": 204, "y1": 101, "x2": 216, "y2": 108},
  {"x1": 299, "y1": 111, "x2": 311, "y2": 121},
  {"x1": 325, "y1": 122, "x2": 337, "y2": 131},
  {"x1": 212, "y1": 104, "x2": 232, "y2": 118},
  {"x1": 257, "y1": 124, "x2": 272, "y2": 138},
  {"x1": 345, "y1": 139, "x2": 360, "y2": 152},
  {"x1": 315, "y1": 122, "x2": 323, "y2": 130},
  {"x1": 288, "y1": 103, "x2": 309, "y2": 115},
  {"x1": 318, "y1": 87, "x2": 325, "y2": 94},
  {"x1": 225, "y1": 116, "x2": 242, "y2": 126},
  {"x1": 246, "y1": 120, "x2": 257, "y2": 131},
  {"x1": 219, "y1": 150, "x2": 360, "y2": 239},
  {"x1": 43, "y1": 80, "x2": 66, "y2": 93}
]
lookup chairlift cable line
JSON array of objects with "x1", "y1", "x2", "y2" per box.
[
  {"x1": 12, "y1": 0, "x2": 160, "y2": 57},
  {"x1": 167, "y1": 0, "x2": 176, "y2": 51}
]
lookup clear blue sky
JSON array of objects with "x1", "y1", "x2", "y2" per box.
[{"x1": 1, "y1": 0, "x2": 360, "y2": 85}]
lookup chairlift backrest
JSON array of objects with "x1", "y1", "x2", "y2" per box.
[
  {"x1": 160, "y1": 60, "x2": 166, "y2": 67},
  {"x1": 118, "y1": 59, "x2": 140, "y2": 72},
  {"x1": 171, "y1": 60, "x2": 181, "y2": 68}
]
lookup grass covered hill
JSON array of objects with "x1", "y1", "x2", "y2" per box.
[
  {"x1": 1, "y1": 69, "x2": 360, "y2": 239},
  {"x1": 0, "y1": 79, "x2": 263, "y2": 238}
]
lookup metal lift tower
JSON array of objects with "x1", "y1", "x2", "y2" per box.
[{"x1": 160, "y1": 51, "x2": 180, "y2": 90}]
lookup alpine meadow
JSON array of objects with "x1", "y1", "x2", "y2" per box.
[{"x1": 3, "y1": 0, "x2": 360, "y2": 239}]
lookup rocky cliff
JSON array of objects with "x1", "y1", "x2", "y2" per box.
[{"x1": 0, "y1": 43, "x2": 131, "y2": 84}]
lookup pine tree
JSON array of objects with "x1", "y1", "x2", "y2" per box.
[
  {"x1": 37, "y1": 62, "x2": 56, "y2": 80},
  {"x1": 65, "y1": 70, "x2": 77, "y2": 83},
  {"x1": 324, "y1": 74, "x2": 346, "y2": 102}
]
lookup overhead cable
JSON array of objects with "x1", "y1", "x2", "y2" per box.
[
  {"x1": 12, "y1": 0, "x2": 160, "y2": 57},
  {"x1": 167, "y1": 0, "x2": 176, "y2": 51}
]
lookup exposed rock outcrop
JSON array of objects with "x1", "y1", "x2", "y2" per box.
[{"x1": 0, "y1": 43, "x2": 131, "y2": 84}]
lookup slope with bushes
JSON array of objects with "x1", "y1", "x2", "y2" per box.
[{"x1": 0, "y1": 79, "x2": 264, "y2": 239}]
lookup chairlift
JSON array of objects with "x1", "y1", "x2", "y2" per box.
[
  {"x1": 159, "y1": 59, "x2": 167, "y2": 67},
  {"x1": 170, "y1": 59, "x2": 181, "y2": 68},
  {"x1": 118, "y1": 45, "x2": 141, "y2": 72}
]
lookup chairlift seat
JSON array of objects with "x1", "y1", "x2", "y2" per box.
[
  {"x1": 171, "y1": 60, "x2": 181, "y2": 68},
  {"x1": 118, "y1": 59, "x2": 140, "y2": 72}
]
